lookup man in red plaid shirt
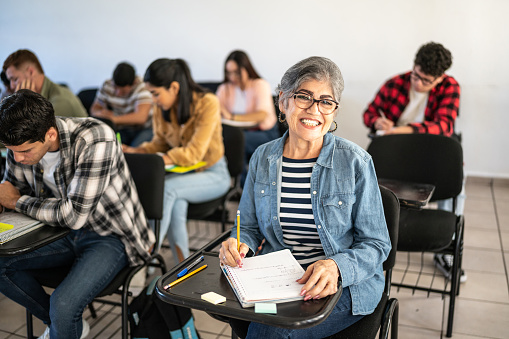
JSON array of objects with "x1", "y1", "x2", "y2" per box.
[{"x1": 363, "y1": 42, "x2": 459, "y2": 137}]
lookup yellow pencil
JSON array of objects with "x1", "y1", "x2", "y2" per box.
[
  {"x1": 236, "y1": 210, "x2": 240, "y2": 252},
  {"x1": 164, "y1": 264, "x2": 207, "y2": 290}
]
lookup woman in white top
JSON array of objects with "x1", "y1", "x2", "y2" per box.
[{"x1": 216, "y1": 51, "x2": 279, "y2": 184}]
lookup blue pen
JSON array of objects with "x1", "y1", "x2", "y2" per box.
[{"x1": 177, "y1": 255, "x2": 204, "y2": 278}]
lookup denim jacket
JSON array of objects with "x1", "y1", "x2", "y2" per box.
[{"x1": 235, "y1": 132, "x2": 391, "y2": 315}]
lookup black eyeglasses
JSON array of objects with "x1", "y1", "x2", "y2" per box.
[
  {"x1": 411, "y1": 68, "x2": 437, "y2": 86},
  {"x1": 293, "y1": 92, "x2": 339, "y2": 115}
]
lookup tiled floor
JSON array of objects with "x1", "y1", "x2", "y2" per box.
[{"x1": 1, "y1": 177, "x2": 508, "y2": 338}]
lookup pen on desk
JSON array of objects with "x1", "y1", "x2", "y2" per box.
[
  {"x1": 236, "y1": 210, "x2": 240, "y2": 252},
  {"x1": 177, "y1": 255, "x2": 204, "y2": 278},
  {"x1": 164, "y1": 264, "x2": 208, "y2": 290}
]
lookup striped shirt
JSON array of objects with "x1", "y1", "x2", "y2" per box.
[
  {"x1": 96, "y1": 77, "x2": 153, "y2": 128},
  {"x1": 280, "y1": 157, "x2": 325, "y2": 266}
]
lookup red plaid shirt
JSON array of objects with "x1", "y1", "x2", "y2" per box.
[{"x1": 363, "y1": 72, "x2": 460, "y2": 136}]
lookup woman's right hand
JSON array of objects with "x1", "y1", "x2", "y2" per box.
[{"x1": 219, "y1": 237, "x2": 249, "y2": 268}]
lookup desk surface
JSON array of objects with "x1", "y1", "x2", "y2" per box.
[
  {"x1": 155, "y1": 251, "x2": 342, "y2": 329},
  {"x1": 378, "y1": 178, "x2": 435, "y2": 208},
  {"x1": 0, "y1": 225, "x2": 69, "y2": 257}
]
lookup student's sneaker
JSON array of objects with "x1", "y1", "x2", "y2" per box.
[
  {"x1": 434, "y1": 253, "x2": 467, "y2": 283},
  {"x1": 80, "y1": 318, "x2": 90, "y2": 339},
  {"x1": 38, "y1": 327, "x2": 50, "y2": 339},
  {"x1": 38, "y1": 318, "x2": 89, "y2": 339}
]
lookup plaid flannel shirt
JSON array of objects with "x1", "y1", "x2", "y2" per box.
[
  {"x1": 3, "y1": 118, "x2": 155, "y2": 266},
  {"x1": 363, "y1": 72, "x2": 460, "y2": 136}
]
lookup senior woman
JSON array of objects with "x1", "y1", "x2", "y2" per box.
[{"x1": 220, "y1": 56, "x2": 391, "y2": 338}]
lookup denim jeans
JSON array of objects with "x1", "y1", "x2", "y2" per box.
[
  {"x1": 240, "y1": 287, "x2": 364, "y2": 339},
  {"x1": 0, "y1": 228, "x2": 128, "y2": 339},
  {"x1": 159, "y1": 156, "x2": 230, "y2": 263},
  {"x1": 118, "y1": 126, "x2": 154, "y2": 147}
]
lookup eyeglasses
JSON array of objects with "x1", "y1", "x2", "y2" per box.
[
  {"x1": 293, "y1": 92, "x2": 339, "y2": 115},
  {"x1": 411, "y1": 69, "x2": 436, "y2": 86}
]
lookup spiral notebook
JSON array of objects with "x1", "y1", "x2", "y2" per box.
[
  {"x1": 220, "y1": 249, "x2": 305, "y2": 308},
  {"x1": 0, "y1": 211, "x2": 45, "y2": 244}
]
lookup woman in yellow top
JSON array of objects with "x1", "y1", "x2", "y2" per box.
[
  {"x1": 216, "y1": 51, "x2": 279, "y2": 185},
  {"x1": 124, "y1": 58, "x2": 230, "y2": 262}
]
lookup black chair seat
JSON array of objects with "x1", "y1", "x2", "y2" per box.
[
  {"x1": 187, "y1": 197, "x2": 224, "y2": 220},
  {"x1": 398, "y1": 208, "x2": 457, "y2": 252},
  {"x1": 326, "y1": 293, "x2": 399, "y2": 339}
]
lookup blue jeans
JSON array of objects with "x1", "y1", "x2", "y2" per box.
[
  {"x1": 160, "y1": 157, "x2": 230, "y2": 263},
  {"x1": 118, "y1": 126, "x2": 153, "y2": 147},
  {"x1": 0, "y1": 228, "x2": 128, "y2": 339},
  {"x1": 243, "y1": 287, "x2": 364, "y2": 339}
]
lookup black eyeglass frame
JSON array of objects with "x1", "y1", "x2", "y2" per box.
[
  {"x1": 410, "y1": 68, "x2": 437, "y2": 86},
  {"x1": 292, "y1": 92, "x2": 339, "y2": 115}
]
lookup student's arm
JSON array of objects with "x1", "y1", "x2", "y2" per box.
[
  {"x1": 90, "y1": 99, "x2": 113, "y2": 118},
  {"x1": 164, "y1": 94, "x2": 220, "y2": 166},
  {"x1": 109, "y1": 102, "x2": 151, "y2": 126}
]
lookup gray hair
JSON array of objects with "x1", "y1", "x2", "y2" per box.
[{"x1": 276, "y1": 56, "x2": 344, "y2": 111}]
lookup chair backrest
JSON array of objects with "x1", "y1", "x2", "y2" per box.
[
  {"x1": 124, "y1": 153, "x2": 165, "y2": 220},
  {"x1": 77, "y1": 88, "x2": 98, "y2": 115},
  {"x1": 379, "y1": 185, "x2": 400, "y2": 271},
  {"x1": 222, "y1": 124, "x2": 245, "y2": 178},
  {"x1": 367, "y1": 134, "x2": 463, "y2": 201},
  {"x1": 197, "y1": 82, "x2": 221, "y2": 94}
]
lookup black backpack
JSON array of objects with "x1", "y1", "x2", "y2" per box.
[{"x1": 128, "y1": 277, "x2": 199, "y2": 339}]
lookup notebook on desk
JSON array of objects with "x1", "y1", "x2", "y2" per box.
[
  {"x1": 165, "y1": 161, "x2": 207, "y2": 173},
  {"x1": 0, "y1": 211, "x2": 45, "y2": 244},
  {"x1": 220, "y1": 249, "x2": 305, "y2": 308}
]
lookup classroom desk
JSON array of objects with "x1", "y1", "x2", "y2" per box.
[
  {"x1": 155, "y1": 245, "x2": 342, "y2": 329},
  {"x1": 0, "y1": 225, "x2": 69, "y2": 257},
  {"x1": 378, "y1": 178, "x2": 435, "y2": 209}
]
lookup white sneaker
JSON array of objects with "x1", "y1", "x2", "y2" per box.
[
  {"x1": 80, "y1": 318, "x2": 90, "y2": 339},
  {"x1": 38, "y1": 326, "x2": 50, "y2": 339},
  {"x1": 37, "y1": 318, "x2": 89, "y2": 339}
]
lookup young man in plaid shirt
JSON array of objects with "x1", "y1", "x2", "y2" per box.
[
  {"x1": 363, "y1": 42, "x2": 466, "y2": 283},
  {"x1": 363, "y1": 42, "x2": 460, "y2": 137},
  {"x1": 0, "y1": 90, "x2": 155, "y2": 339}
]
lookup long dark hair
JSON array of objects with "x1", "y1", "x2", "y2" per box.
[
  {"x1": 222, "y1": 50, "x2": 261, "y2": 84},
  {"x1": 144, "y1": 58, "x2": 205, "y2": 125}
]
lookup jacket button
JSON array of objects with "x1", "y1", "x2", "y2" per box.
[
  {"x1": 313, "y1": 191, "x2": 317, "y2": 195},
  {"x1": 338, "y1": 201, "x2": 343, "y2": 205},
  {"x1": 317, "y1": 225, "x2": 321, "y2": 229},
  {"x1": 261, "y1": 190, "x2": 265, "y2": 194},
  {"x1": 272, "y1": 182, "x2": 276, "y2": 185},
  {"x1": 273, "y1": 216, "x2": 277, "y2": 220}
]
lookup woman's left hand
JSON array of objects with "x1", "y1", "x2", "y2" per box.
[{"x1": 297, "y1": 259, "x2": 340, "y2": 301}]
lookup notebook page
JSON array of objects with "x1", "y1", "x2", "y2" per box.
[{"x1": 226, "y1": 249, "x2": 305, "y2": 302}]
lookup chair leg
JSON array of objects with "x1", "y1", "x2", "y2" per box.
[
  {"x1": 88, "y1": 302, "x2": 97, "y2": 318},
  {"x1": 446, "y1": 218, "x2": 464, "y2": 337},
  {"x1": 26, "y1": 310, "x2": 35, "y2": 339},
  {"x1": 391, "y1": 301, "x2": 399, "y2": 339}
]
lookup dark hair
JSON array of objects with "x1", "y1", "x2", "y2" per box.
[
  {"x1": 3, "y1": 49, "x2": 44, "y2": 74},
  {"x1": 0, "y1": 90, "x2": 56, "y2": 146},
  {"x1": 144, "y1": 58, "x2": 205, "y2": 125},
  {"x1": 414, "y1": 42, "x2": 453, "y2": 77},
  {"x1": 113, "y1": 62, "x2": 136, "y2": 87},
  {"x1": 222, "y1": 50, "x2": 261, "y2": 84},
  {"x1": 1, "y1": 70, "x2": 9, "y2": 88}
]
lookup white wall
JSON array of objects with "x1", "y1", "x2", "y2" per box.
[{"x1": 1, "y1": 0, "x2": 508, "y2": 178}]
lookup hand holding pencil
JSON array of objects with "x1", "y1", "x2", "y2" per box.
[
  {"x1": 219, "y1": 211, "x2": 249, "y2": 268},
  {"x1": 375, "y1": 109, "x2": 394, "y2": 132}
]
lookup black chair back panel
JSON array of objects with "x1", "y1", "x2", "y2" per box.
[
  {"x1": 124, "y1": 153, "x2": 165, "y2": 220},
  {"x1": 367, "y1": 134, "x2": 463, "y2": 201},
  {"x1": 77, "y1": 88, "x2": 98, "y2": 115},
  {"x1": 222, "y1": 124, "x2": 245, "y2": 177},
  {"x1": 379, "y1": 185, "x2": 399, "y2": 271}
]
